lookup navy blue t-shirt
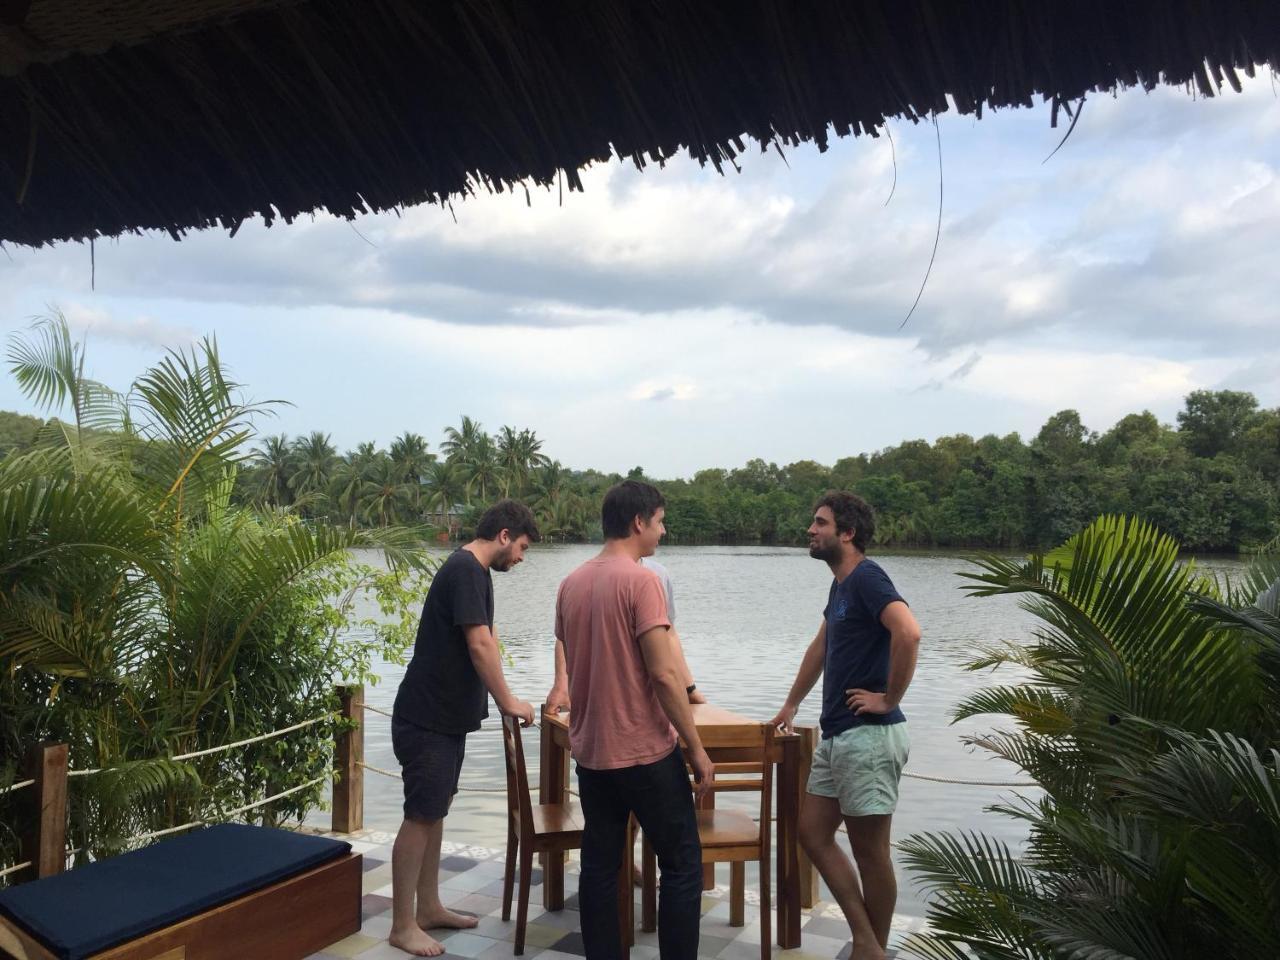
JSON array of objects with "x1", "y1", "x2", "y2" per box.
[{"x1": 820, "y1": 558, "x2": 907, "y2": 739}]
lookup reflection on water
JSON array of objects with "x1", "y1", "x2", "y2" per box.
[{"x1": 327, "y1": 544, "x2": 1245, "y2": 917}]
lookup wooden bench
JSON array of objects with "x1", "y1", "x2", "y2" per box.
[{"x1": 0, "y1": 824, "x2": 361, "y2": 960}]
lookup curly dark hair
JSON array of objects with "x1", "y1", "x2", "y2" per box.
[{"x1": 813, "y1": 491, "x2": 875, "y2": 552}]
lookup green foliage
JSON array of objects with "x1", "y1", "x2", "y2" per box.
[
  {"x1": 161, "y1": 394, "x2": 1280, "y2": 550},
  {"x1": 901, "y1": 516, "x2": 1280, "y2": 960},
  {"x1": 0, "y1": 313, "x2": 434, "y2": 877}
]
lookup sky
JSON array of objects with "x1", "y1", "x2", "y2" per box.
[{"x1": 2, "y1": 73, "x2": 1278, "y2": 477}]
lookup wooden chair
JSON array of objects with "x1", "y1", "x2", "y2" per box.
[
  {"x1": 641, "y1": 723, "x2": 774, "y2": 960},
  {"x1": 500, "y1": 715, "x2": 584, "y2": 956}
]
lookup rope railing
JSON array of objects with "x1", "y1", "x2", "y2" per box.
[
  {"x1": 903, "y1": 770, "x2": 1037, "y2": 788},
  {"x1": 56, "y1": 776, "x2": 332, "y2": 861},
  {"x1": 0, "y1": 861, "x2": 32, "y2": 880},
  {"x1": 66, "y1": 714, "x2": 334, "y2": 778},
  {"x1": 0, "y1": 778, "x2": 35, "y2": 797}
]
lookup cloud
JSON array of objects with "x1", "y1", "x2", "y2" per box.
[{"x1": 64, "y1": 303, "x2": 197, "y2": 349}]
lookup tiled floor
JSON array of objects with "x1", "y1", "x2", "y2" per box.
[{"x1": 307, "y1": 829, "x2": 929, "y2": 959}]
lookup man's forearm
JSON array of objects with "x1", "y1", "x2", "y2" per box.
[
  {"x1": 653, "y1": 671, "x2": 705, "y2": 754},
  {"x1": 884, "y1": 631, "x2": 919, "y2": 708}
]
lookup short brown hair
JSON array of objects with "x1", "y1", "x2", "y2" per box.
[
  {"x1": 476, "y1": 499, "x2": 541, "y2": 542},
  {"x1": 813, "y1": 491, "x2": 875, "y2": 552}
]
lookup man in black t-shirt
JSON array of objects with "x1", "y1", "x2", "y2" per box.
[
  {"x1": 389, "y1": 500, "x2": 540, "y2": 958},
  {"x1": 771, "y1": 492, "x2": 922, "y2": 960}
]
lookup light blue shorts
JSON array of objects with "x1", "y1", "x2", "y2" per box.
[{"x1": 807, "y1": 723, "x2": 910, "y2": 817}]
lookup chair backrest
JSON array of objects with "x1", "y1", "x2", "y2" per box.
[
  {"x1": 699, "y1": 723, "x2": 774, "y2": 855},
  {"x1": 501, "y1": 715, "x2": 535, "y2": 833}
]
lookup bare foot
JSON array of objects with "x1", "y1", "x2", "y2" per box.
[
  {"x1": 417, "y1": 907, "x2": 479, "y2": 931},
  {"x1": 849, "y1": 940, "x2": 886, "y2": 960},
  {"x1": 389, "y1": 924, "x2": 446, "y2": 957}
]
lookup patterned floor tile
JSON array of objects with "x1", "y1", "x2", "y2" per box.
[
  {"x1": 362, "y1": 893, "x2": 393, "y2": 920},
  {"x1": 320, "y1": 932, "x2": 382, "y2": 957},
  {"x1": 548, "y1": 931, "x2": 588, "y2": 956},
  {"x1": 304, "y1": 837, "x2": 931, "y2": 960}
]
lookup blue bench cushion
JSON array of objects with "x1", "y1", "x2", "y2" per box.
[{"x1": 0, "y1": 823, "x2": 352, "y2": 960}]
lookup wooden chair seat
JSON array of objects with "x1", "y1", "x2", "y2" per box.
[
  {"x1": 695, "y1": 809, "x2": 759, "y2": 847},
  {"x1": 501, "y1": 716, "x2": 584, "y2": 955},
  {"x1": 529, "y1": 802, "x2": 584, "y2": 837}
]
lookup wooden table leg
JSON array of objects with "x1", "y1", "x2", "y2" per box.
[
  {"x1": 539, "y1": 710, "x2": 567, "y2": 911},
  {"x1": 797, "y1": 726, "x2": 819, "y2": 908},
  {"x1": 776, "y1": 735, "x2": 802, "y2": 948}
]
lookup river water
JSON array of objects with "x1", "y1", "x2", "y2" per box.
[{"x1": 328, "y1": 544, "x2": 1244, "y2": 918}]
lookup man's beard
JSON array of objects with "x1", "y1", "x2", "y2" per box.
[
  {"x1": 491, "y1": 548, "x2": 518, "y2": 571},
  {"x1": 808, "y1": 539, "x2": 841, "y2": 564}
]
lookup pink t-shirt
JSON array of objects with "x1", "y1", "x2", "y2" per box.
[{"x1": 555, "y1": 554, "x2": 676, "y2": 770}]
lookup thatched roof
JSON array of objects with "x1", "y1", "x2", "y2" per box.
[{"x1": 2, "y1": 1, "x2": 1277, "y2": 248}]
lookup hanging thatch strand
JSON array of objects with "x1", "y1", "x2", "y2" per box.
[{"x1": 1, "y1": 0, "x2": 1277, "y2": 248}]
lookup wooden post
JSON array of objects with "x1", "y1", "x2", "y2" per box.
[
  {"x1": 20, "y1": 742, "x2": 68, "y2": 880},
  {"x1": 776, "y1": 734, "x2": 802, "y2": 948},
  {"x1": 331, "y1": 686, "x2": 364, "y2": 834},
  {"x1": 539, "y1": 705, "x2": 567, "y2": 910},
  {"x1": 797, "y1": 725, "x2": 819, "y2": 908}
]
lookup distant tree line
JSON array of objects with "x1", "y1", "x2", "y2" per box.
[{"x1": 4, "y1": 389, "x2": 1276, "y2": 551}]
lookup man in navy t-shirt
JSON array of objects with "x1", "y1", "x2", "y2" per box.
[{"x1": 771, "y1": 492, "x2": 921, "y2": 960}]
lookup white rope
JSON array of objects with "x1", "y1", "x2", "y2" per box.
[
  {"x1": 126, "y1": 776, "x2": 329, "y2": 845},
  {"x1": 359, "y1": 761, "x2": 402, "y2": 780},
  {"x1": 356, "y1": 702, "x2": 395, "y2": 719},
  {"x1": 67, "y1": 714, "x2": 333, "y2": 778},
  {"x1": 0, "y1": 778, "x2": 35, "y2": 796},
  {"x1": 357, "y1": 761, "x2": 577, "y2": 797},
  {"x1": 904, "y1": 770, "x2": 1036, "y2": 787},
  {"x1": 0, "y1": 860, "x2": 32, "y2": 879}
]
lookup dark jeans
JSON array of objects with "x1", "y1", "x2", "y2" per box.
[{"x1": 576, "y1": 748, "x2": 702, "y2": 960}]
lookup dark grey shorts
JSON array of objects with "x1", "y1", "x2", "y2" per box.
[{"x1": 391, "y1": 716, "x2": 466, "y2": 822}]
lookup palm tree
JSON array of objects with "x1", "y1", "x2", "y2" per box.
[
  {"x1": 440, "y1": 415, "x2": 484, "y2": 464},
  {"x1": 390, "y1": 432, "x2": 433, "y2": 517},
  {"x1": 497, "y1": 426, "x2": 550, "y2": 497},
  {"x1": 328, "y1": 453, "x2": 367, "y2": 525},
  {"x1": 351, "y1": 441, "x2": 379, "y2": 468},
  {"x1": 358, "y1": 457, "x2": 414, "y2": 527},
  {"x1": 497, "y1": 425, "x2": 521, "y2": 496},
  {"x1": 531, "y1": 459, "x2": 568, "y2": 507},
  {"x1": 900, "y1": 516, "x2": 1280, "y2": 960},
  {"x1": 424, "y1": 461, "x2": 466, "y2": 536},
  {"x1": 289, "y1": 432, "x2": 337, "y2": 513},
  {"x1": 253, "y1": 434, "x2": 293, "y2": 507},
  {"x1": 464, "y1": 433, "x2": 499, "y2": 504}
]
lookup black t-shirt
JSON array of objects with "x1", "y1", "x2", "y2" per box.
[
  {"x1": 820, "y1": 557, "x2": 907, "y2": 740},
  {"x1": 393, "y1": 549, "x2": 494, "y2": 734}
]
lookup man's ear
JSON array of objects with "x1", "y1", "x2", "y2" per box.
[{"x1": 497, "y1": 528, "x2": 512, "y2": 546}]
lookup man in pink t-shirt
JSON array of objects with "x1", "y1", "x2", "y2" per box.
[{"x1": 546, "y1": 480, "x2": 714, "y2": 960}]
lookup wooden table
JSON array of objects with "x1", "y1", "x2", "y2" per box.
[{"x1": 539, "y1": 703, "x2": 808, "y2": 950}]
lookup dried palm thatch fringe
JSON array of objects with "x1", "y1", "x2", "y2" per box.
[{"x1": 1, "y1": 0, "x2": 1278, "y2": 247}]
